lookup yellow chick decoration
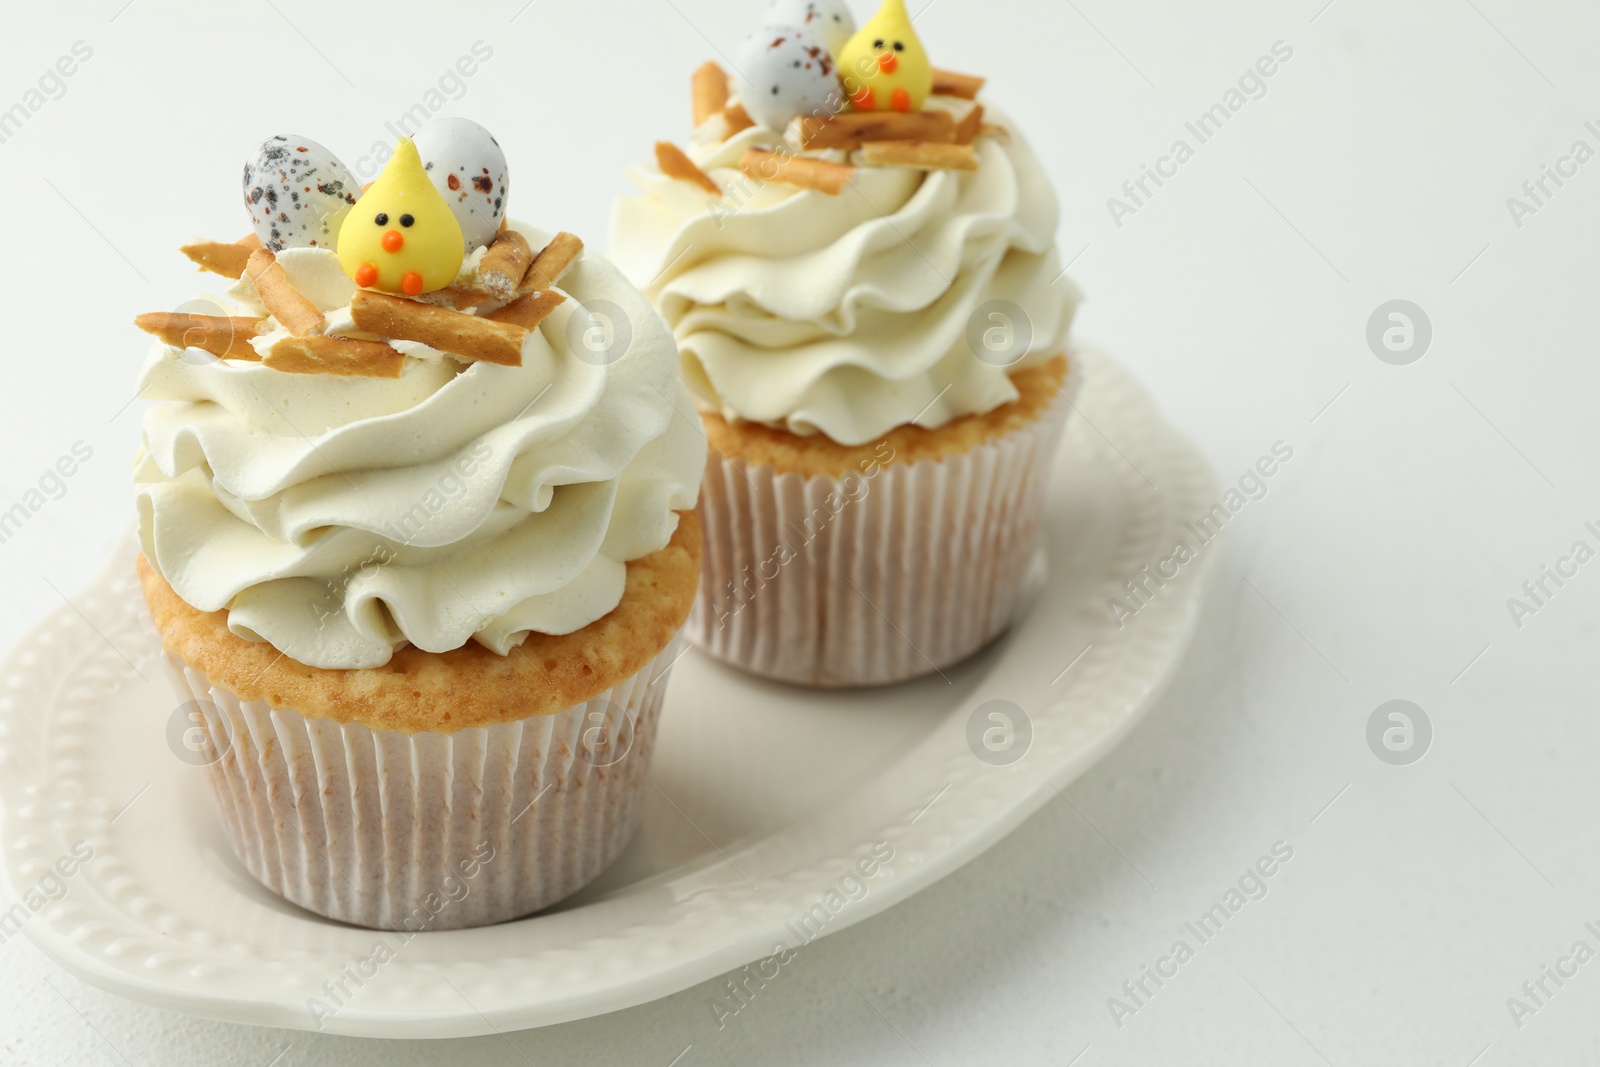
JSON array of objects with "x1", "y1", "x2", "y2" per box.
[
  {"x1": 337, "y1": 138, "x2": 464, "y2": 297},
  {"x1": 838, "y1": 0, "x2": 933, "y2": 113}
]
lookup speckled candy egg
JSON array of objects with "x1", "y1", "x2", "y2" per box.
[
  {"x1": 411, "y1": 118, "x2": 509, "y2": 253},
  {"x1": 242, "y1": 135, "x2": 359, "y2": 252},
  {"x1": 737, "y1": 26, "x2": 839, "y2": 133},
  {"x1": 766, "y1": 0, "x2": 856, "y2": 57}
]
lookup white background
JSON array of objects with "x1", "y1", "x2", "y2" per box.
[{"x1": 2, "y1": 0, "x2": 1597, "y2": 1063}]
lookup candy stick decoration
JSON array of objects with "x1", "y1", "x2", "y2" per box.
[
  {"x1": 245, "y1": 250, "x2": 325, "y2": 336},
  {"x1": 264, "y1": 336, "x2": 405, "y2": 378},
  {"x1": 954, "y1": 104, "x2": 984, "y2": 145},
  {"x1": 415, "y1": 286, "x2": 503, "y2": 312},
  {"x1": 180, "y1": 235, "x2": 265, "y2": 279},
  {"x1": 349, "y1": 291, "x2": 527, "y2": 367},
  {"x1": 521, "y1": 233, "x2": 584, "y2": 294},
  {"x1": 134, "y1": 312, "x2": 267, "y2": 360},
  {"x1": 692, "y1": 61, "x2": 730, "y2": 126},
  {"x1": 656, "y1": 142, "x2": 721, "y2": 196},
  {"x1": 799, "y1": 110, "x2": 955, "y2": 149},
  {"x1": 857, "y1": 141, "x2": 978, "y2": 171},
  {"x1": 415, "y1": 232, "x2": 585, "y2": 311},
  {"x1": 478, "y1": 230, "x2": 536, "y2": 300},
  {"x1": 488, "y1": 290, "x2": 567, "y2": 331},
  {"x1": 740, "y1": 148, "x2": 855, "y2": 194},
  {"x1": 931, "y1": 68, "x2": 986, "y2": 99},
  {"x1": 723, "y1": 103, "x2": 756, "y2": 135}
]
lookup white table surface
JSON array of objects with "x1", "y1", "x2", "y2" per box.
[{"x1": 3, "y1": 0, "x2": 1597, "y2": 1063}]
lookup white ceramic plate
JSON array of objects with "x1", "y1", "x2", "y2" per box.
[{"x1": 0, "y1": 348, "x2": 1218, "y2": 1038}]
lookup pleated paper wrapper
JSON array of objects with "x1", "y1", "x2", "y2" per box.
[
  {"x1": 689, "y1": 362, "x2": 1079, "y2": 687},
  {"x1": 158, "y1": 631, "x2": 684, "y2": 931}
]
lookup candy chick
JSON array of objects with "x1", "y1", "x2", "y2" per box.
[
  {"x1": 837, "y1": 0, "x2": 933, "y2": 113},
  {"x1": 337, "y1": 138, "x2": 464, "y2": 297}
]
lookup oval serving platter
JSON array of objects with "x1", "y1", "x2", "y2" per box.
[{"x1": 0, "y1": 347, "x2": 1218, "y2": 1038}]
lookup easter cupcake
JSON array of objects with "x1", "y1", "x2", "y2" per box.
[
  {"x1": 612, "y1": 0, "x2": 1079, "y2": 687},
  {"x1": 134, "y1": 122, "x2": 704, "y2": 930}
]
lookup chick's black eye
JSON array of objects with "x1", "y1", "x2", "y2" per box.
[
  {"x1": 873, "y1": 38, "x2": 883, "y2": 49},
  {"x1": 399, "y1": 214, "x2": 415, "y2": 227},
  {"x1": 893, "y1": 41, "x2": 904, "y2": 51},
  {"x1": 374, "y1": 212, "x2": 388, "y2": 225}
]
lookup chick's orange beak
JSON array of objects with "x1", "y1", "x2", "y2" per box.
[
  {"x1": 878, "y1": 51, "x2": 898, "y2": 73},
  {"x1": 381, "y1": 230, "x2": 405, "y2": 253}
]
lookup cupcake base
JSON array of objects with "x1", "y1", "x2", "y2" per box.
[
  {"x1": 162, "y1": 635, "x2": 680, "y2": 931},
  {"x1": 690, "y1": 355, "x2": 1075, "y2": 687},
  {"x1": 139, "y1": 512, "x2": 701, "y2": 930}
]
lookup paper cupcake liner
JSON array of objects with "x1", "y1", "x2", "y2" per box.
[
  {"x1": 689, "y1": 367, "x2": 1076, "y2": 687},
  {"x1": 158, "y1": 631, "x2": 683, "y2": 931}
]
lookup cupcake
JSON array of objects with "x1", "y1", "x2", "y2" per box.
[
  {"x1": 134, "y1": 122, "x2": 704, "y2": 930},
  {"x1": 612, "y1": 0, "x2": 1080, "y2": 687}
]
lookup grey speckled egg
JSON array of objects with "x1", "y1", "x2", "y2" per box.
[
  {"x1": 412, "y1": 118, "x2": 509, "y2": 253},
  {"x1": 737, "y1": 26, "x2": 840, "y2": 133},
  {"x1": 767, "y1": 0, "x2": 856, "y2": 58},
  {"x1": 242, "y1": 135, "x2": 359, "y2": 253}
]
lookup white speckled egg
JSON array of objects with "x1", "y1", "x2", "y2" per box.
[
  {"x1": 737, "y1": 26, "x2": 840, "y2": 133},
  {"x1": 766, "y1": 0, "x2": 856, "y2": 58},
  {"x1": 242, "y1": 135, "x2": 359, "y2": 252},
  {"x1": 411, "y1": 118, "x2": 509, "y2": 253}
]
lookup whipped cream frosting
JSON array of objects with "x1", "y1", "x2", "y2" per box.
[
  {"x1": 135, "y1": 224, "x2": 705, "y2": 670},
  {"x1": 611, "y1": 101, "x2": 1080, "y2": 445}
]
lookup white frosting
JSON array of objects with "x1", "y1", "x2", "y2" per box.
[
  {"x1": 611, "y1": 101, "x2": 1080, "y2": 445},
  {"x1": 136, "y1": 225, "x2": 705, "y2": 670}
]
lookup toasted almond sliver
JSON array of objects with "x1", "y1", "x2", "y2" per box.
[
  {"x1": 857, "y1": 141, "x2": 979, "y2": 172},
  {"x1": 179, "y1": 235, "x2": 262, "y2": 279},
  {"x1": 415, "y1": 286, "x2": 500, "y2": 312},
  {"x1": 134, "y1": 312, "x2": 266, "y2": 360},
  {"x1": 722, "y1": 102, "x2": 755, "y2": 136},
  {"x1": 741, "y1": 148, "x2": 855, "y2": 195},
  {"x1": 798, "y1": 110, "x2": 956, "y2": 150},
  {"x1": 693, "y1": 61, "x2": 730, "y2": 127},
  {"x1": 932, "y1": 68, "x2": 986, "y2": 100},
  {"x1": 954, "y1": 103, "x2": 984, "y2": 146},
  {"x1": 521, "y1": 232, "x2": 584, "y2": 294},
  {"x1": 263, "y1": 336, "x2": 405, "y2": 378},
  {"x1": 245, "y1": 249, "x2": 324, "y2": 337},
  {"x1": 656, "y1": 141, "x2": 721, "y2": 196},
  {"x1": 478, "y1": 230, "x2": 535, "y2": 299},
  {"x1": 350, "y1": 291, "x2": 527, "y2": 367},
  {"x1": 487, "y1": 289, "x2": 567, "y2": 330}
]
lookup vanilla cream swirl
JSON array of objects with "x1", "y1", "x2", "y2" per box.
[
  {"x1": 611, "y1": 101, "x2": 1080, "y2": 445},
  {"x1": 135, "y1": 225, "x2": 704, "y2": 670}
]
